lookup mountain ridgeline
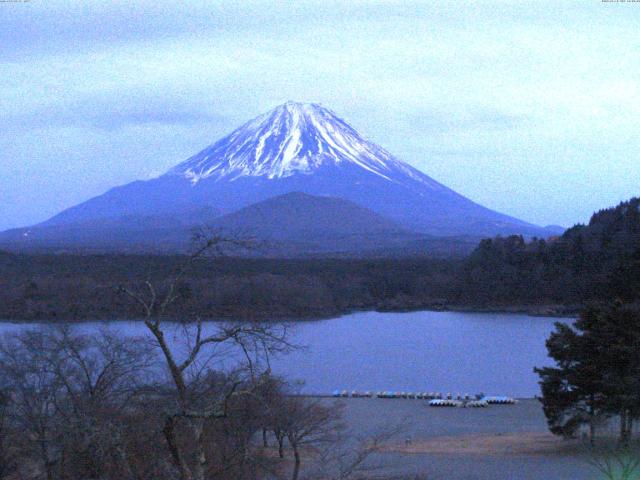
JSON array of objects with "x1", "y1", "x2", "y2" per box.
[
  {"x1": 1, "y1": 197, "x2": 638, "y2": 321},
  {"x1": 0, "y1": 102, "x2": 559, "y2": 255}
]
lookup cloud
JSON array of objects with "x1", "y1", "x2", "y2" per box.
[
  {"x1": 86, "y1": 110, "x2": 222, "y2": 131},
  {"x1": 397, "y1": 109, "x2": 526, "y2": 134},
  {"x1": 0, "y1": 88, "x2": 230, "y2": 132}
]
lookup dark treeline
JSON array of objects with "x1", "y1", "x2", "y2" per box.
[
  {"x1": 457, "y1": 197, "x2": 640, "y2": 306},
  {"x1": 0, "y1": 254, "x2": 459, "y2": 321},
  {"x1": 1, "y1": 197, "x2": 639, "y2": 321}
]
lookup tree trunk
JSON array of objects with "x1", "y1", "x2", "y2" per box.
[
  {"x1": 588, "y1": 401, "x2": 596, "y2": 445},
  {"x1": 44, "y1": 461, "x2": 55, "y2": 480},
  {"x1": 620, "y1": 409, "x2": 630, "y2": 445},
  {"x1": 115, "y1": 442, "x2": 136, "y2": 480},
  {"x1": 39, "y1": 437, "x2": 54, "y2": 480},
  {"x1": 59, "y1": 446, "x2": 66, "y2": 480},
  {"x1": 277, "y1": 433, "x2": 284, "y2": 459},
  {"x1": 262, "y1": 428, "x2": 268, "y2": 447},
  {"x1": 164, "y1": 416, "x2": 193, "y2": 480},
  {"x1": 291, "y1": 440, "x2": 301, "y2": 480},
  {"x1": 191, "y1": 418, "x2": 207, "y2": 480}
]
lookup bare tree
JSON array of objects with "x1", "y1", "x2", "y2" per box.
[
  {"x1": 0, "y1": 234, "x2": 405, "y2": 480},
  {"x1": 262, "y1": 392, "x2": 403, "y2": 480},
  {"x1": 0, "y1": 330, "x2": 62, "y2": 480},
  {"x1": 119, "y1": 235, "x2": 291, "y2": 480},
  {"x1": 305, "y1": 421, "x2": 406, "y2": 480},
  {"x1": 47, "y1": 327, "x2": 156, "y2": 479},
  {"x1": 0, "y1": 389, "x2": 13, "y2": 479},
  {"x1": 0, "y1": 326, "x2": 159, "y2": 480},
  {"x1": 279, "y1": 397, "x2": 345, "y2": 480},
  {"x1": 329, "y1": 432, "x2": 399, "y2": 480}
]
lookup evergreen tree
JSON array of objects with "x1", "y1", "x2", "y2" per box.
[
  {"x1": 536, "y1": 303, "x2": 640, "y2": 443},
  {"x1": 535, "y1": 321, "x2": 607, "y2": 441}
]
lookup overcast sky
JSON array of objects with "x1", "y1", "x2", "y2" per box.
[{"x1": 1, "y1": 0, "x2": 639, "y2": 230}]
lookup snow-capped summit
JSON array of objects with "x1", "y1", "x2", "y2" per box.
[{"x1": 169, "y1": 102, "x2": 437, "y2": 188}]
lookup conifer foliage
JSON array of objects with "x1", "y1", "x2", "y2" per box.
[{"x1": 536, "y1": 302, "x2": 640, "y2": 443}]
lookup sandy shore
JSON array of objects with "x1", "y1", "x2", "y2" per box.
[{"x1": 383, "y1": 431, "x2": 583, "y2": 456}]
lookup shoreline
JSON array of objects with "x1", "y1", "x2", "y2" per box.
[
  {"x1": 0, "y1": 303, "x2": 579, "y2": 324},
  {"x1": 378, "y1": 303, "x2": 579, "y2": 318},
  {"x1": 298, "y1": 394, "x2": 537, "y2": 401}
]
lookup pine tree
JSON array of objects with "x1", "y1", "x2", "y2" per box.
[{"x1": 536, "y1": 303, "x2": 640, "y2": 444}]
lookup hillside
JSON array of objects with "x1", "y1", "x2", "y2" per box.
[
  {"x1": 456, "y1": 197, "x2": 640, "y2": 305},
  {"x1": 209, "y1": 192, "x2": 426, "y2": 254}
]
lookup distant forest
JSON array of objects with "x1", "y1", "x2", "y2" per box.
[{"x1": 1, "y1": 198, "x2": 639, "y2": 321}]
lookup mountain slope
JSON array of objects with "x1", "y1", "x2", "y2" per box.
[
  {"x1": 2, "y1": 102, "x2": 558, "y2": 254},
  {"x1": 0, "y1": 206, "x2": 220, "y2": 253},
  {"x1": 0, "y1": 192, "x2": 482, "y2": 257},
  {"x1": 36, "y1": 102, "x2": 550, "y2": 237}
]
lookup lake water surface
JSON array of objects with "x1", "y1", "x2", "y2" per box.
[{"x1": 0, "y1": 310, "x2": 569, "y2": 398}]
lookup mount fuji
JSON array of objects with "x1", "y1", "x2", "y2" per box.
[{"x1": 1, "y1": 102, "x2": 558, "y2": 254}]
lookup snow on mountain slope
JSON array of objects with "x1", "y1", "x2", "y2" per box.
[{"x1": 169, "y1": 101, "x2": 441, "y2": 190}]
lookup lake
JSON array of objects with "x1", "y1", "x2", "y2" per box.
[{"x1": 0, "y1": 310, "x2": 568, "y2": 398}]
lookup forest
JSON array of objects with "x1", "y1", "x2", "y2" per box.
[
  {"x1": 0, "y1": 197, "x2": 639, "y2": 322},
  {"x1": 457, "y1": 197, "x2": 640, "y2": 306}
]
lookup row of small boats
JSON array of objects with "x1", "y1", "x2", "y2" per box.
[
  {"x1": 333, "y1": 390, "x2": 446, "y2": 399},
  {"x1": 429, "y1": 399, "x2": 489, "y2": 408},
  {"x1": 331, "y1": 390, "x2": 517, "y2": 406},
  {"x1": 428, "y1": 397, "x2": 517, "y2": 407}
]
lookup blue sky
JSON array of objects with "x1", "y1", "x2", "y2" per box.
[{"x1": 1, "y1": 0, "x2": 639, "y2": 230}]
